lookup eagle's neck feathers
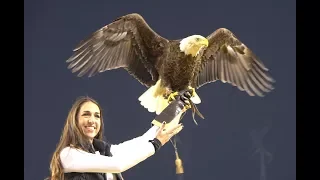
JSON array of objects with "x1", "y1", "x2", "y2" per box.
[{"x1": 179, "y1": 44, "x2": 201, "y2": 57}]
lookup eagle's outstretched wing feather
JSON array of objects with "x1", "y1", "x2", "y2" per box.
[
  {"x1": 195, "y1": 28, "x2": 275, "y2": 97},
  {"x1": 66, "y1": 13, "x2": 168, "y2": 87}
]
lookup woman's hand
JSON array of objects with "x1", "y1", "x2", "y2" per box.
[{"x1": 155, "y1": 122, "x2": 184, "y2": 146}]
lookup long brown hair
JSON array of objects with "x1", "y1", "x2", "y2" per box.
[{"x1": 48, "y1": 96, "x2": 105, "y2": 180}]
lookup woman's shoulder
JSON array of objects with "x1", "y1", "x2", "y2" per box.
[
  {"x1": 61, "y1": 145, "x2": 76, "y2": 151},
  {"x1": 60, "y1": 145, "x2": 87, "y2": 158}
]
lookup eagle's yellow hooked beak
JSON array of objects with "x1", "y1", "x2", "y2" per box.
[{"x1": 201, "y1": 38, "x2": 209, "y2": 47}]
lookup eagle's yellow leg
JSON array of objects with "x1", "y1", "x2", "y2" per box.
[
  {"x1": 167, "y1": 92, "x2": 192, "y2": 110},
  {"x1": 167, "y1": 86, "x2": 196, "y2": 107}
]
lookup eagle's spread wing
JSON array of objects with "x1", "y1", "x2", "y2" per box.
[
  {"x1": 195, "y1": 28, "x2": 275, "y2": 97},
  {"x1": 66, "y1": 13, "x2": 168, "y2": 87}
]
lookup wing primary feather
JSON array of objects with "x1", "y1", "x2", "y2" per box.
[
  {"x1": 120, "y1": 41, "x2": 131, "y2": 65},
  {"x1": 73, "y1": 32, "x2": 99, "y2": 51},
  {"x1": 67, "y1": 41, "x2": 92, "y2": 65},
  {"x1": 233, "y1": 63, "x2": 246, "y2": 91},
  {"x1": 85, "y1": 42, "x2": 109, "y2": 77},
  {"x1": 254, "y1": 58, "x2": 269, "y2": 71},
  {"x1": 209, "y1": 60, "x2": 214, "y2": 82},
  {"x1": 232, "y1": 50, "x2": 249, "y2": 91},
  {"x1": 97, "y1": 48, "x2": 112, "y2": 73},
  {"x1": 234, "y1": 60, "x2": 255, "y2": 96},
  {"x1": 224, "y1": 51, "x2": 240, "y2": 86},
  {"x1": 249, "y1": 71, "x2": 270, "y2": 94},
  {"x1": 67, "y1": 50, "x2": 87, "y2": 63},
  {"x1": 224, "y1": 54, "x2": 231, "y2": 83},
  {"x1": 104, "y1": 47, "x2": 118, "y2": 70},
  {"x1": 93, "y1": 42, "x2": 107, "y2": 58},
  {"x1": 199, "y1": 65, "x2": 204, "y2": 86},
  {"x1": 235, "y1": 54, "x2": 256, "y2": 96},
  {"x1": 249, "y1": 51, "x2": 269, "y2": 71},
  {"x1": 87, "y1": 52, "x2": 106, "y2": 77},
  {"x1": 217, "y1": 55, "x2": 222, "y2": 81},
  {"x1": 92, "y1": 40, "x2": 105, "y2": 51},
  {"x1": 87, "y1": 59, "x2": 101, "y2": 77},
  {"x1": 79, "y1": 44, "x2": 112, "y2": 77},
  {"x1": 251, "y1": 65, "x2": 274, "y2": 91},
  {"x1": 118, "y1": 43, "x2": 129, "y2": 66},
  {"x1": 252, "y1": 61, "x2": 275, "y2": 83},
  {"x1": 76, "y1": 54, "x2": 96, "y2": 77},
  {"x1": 70, "y1": 57, "x2": 91, "y2": 74},
  {"x1": 214, "y1": 57, "x2": 218, "y2": 81},
  {"x1": 247, "y1": 71, "x2": 264, "y2": 97},
  {"x1": 111, "y1": 46, "x2": 122, "y2": 68},
  {"x1": 218, "y1": 54, "x2": 223, "y2": 81},
  {"x1": 115, "y1": 42, "x2": 127, "y2": 68},
  {"x1": 69, "y1": 50, "x2": 92, "y2": 73},
  {"x1": 226, "y1": 59, "x2": 236, "y2": 87},
  {"x1": 199, "y1": 63, "x2": 206, "y2": 86},
  {"x1": 91, "y1": 49, "x2": 107, "y2": 71},
  {"x1": 219, "y1": 53, "x2": 226, "y2": 83},
  {"x1": 230, "y1": 62, "x2": 244, "y2": 91},
  {"x1": 67, "y1": 36, "x2": 100, "y2": 71}
]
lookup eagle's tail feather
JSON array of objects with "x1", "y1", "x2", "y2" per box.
[
  {"x1": 138, "y1": 80, "x2": 202, "y2": 119},
  {"x1": 138, "y1": 79, "x2": 169, "y2": 115},
  {"x1": 155, "y1": 95, "x2": 169, "y2": 115}
]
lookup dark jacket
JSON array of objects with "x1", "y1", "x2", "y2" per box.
[{"x1": 64, "y1": 139, "x2": 124, "y2": 180}]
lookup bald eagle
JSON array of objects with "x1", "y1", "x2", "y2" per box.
[{"x1": 66, "y1": 13, "x2": 275, "y2": 122}]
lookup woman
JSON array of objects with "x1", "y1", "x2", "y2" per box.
[{"x1": 47, "y1": 96, "x2": 185, "y2": 180}]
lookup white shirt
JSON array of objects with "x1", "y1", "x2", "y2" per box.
[{"x1": 60, "y1": 126, "x2": 159, "y2": 179}]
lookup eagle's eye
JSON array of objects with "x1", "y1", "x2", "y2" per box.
[{"x1": 195, "y1": 38, "x2": 200, "y2": 41}]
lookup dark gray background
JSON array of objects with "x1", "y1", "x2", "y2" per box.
[{"x1": 24, "y1": 0, "x2": 296, "y2": 179}]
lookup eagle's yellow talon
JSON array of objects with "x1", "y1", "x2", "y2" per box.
[
  {"x1": 187, "y1": 86, "x2": 196, "y2": 97},
  {"x1": 168, "y1": 91, "x2": 179, "y2": 103}
]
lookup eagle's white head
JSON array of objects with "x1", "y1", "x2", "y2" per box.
[{"x1": 179, "y1": 35, "x2": 209, "y2": 57}]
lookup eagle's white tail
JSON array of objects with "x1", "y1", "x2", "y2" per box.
[
  {"x1": 138, "y1": 79, "x2": 169, "y2": 115},
  {"x1": 138, "y1": 79, "x2": 202, "y2": 115}
]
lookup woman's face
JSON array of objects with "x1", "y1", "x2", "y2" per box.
[{"x1": 77, "y1": 101, "x2": 101, "y2": 141}]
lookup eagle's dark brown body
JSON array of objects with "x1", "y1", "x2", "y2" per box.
[{"x1": 159, "y1": 41, "x2": 203, "y2": 92}]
